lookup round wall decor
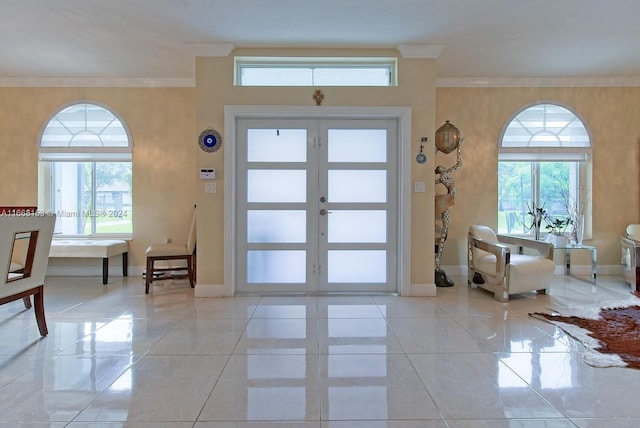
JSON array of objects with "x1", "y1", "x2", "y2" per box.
[{"x1": 198, "y1": 128, "x2": 222, "y2": 153}]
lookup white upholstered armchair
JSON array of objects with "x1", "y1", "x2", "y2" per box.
[
  {"x1": 468, "y1": 225, "x2": 555, "y2": 302},
  {"x1": 620, "y1": 224, "x2": 640, "y2": 291},
  {"x1": 1, "y1": 214, "x2": 56, "y2": 336}
]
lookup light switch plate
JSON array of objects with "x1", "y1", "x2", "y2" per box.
[
  {"x1": 205, "y1": 182, "x2": 217, "y2": 193},
  {"x1": 414, "y1": 181, "x2": 425, "y2": 193}
]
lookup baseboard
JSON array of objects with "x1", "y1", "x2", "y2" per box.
[
  {"x1": 194, "y1": 283, "x2": 226, "y2": 297},
  {"x1": 410, "y1": 283, "x2": 437, "y2": 296},
  {"x1": 439, "y1": 266, "x2": 467, "y2": 276},
  {"x1": 47, "y1": 265, "x2": 127, "y2": 277}
]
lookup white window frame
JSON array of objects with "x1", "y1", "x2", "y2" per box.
[
  {"x1": 38, "y1": 102, "x2": 133, "y2": 238},
  {"x1": 234, "y1": 56, "x2": 398, "y2": 87},
  {"x1": 497, "y1": 102, "x2": 592, "y2": 238}
]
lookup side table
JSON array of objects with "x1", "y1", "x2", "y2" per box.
[{"x1": 554, "y1": 244, "x2": 597, "y2": 284}]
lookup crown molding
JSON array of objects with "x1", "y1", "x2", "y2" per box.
[
  {"x1": 4, "y1": 74, "x2": 640, "y2": 89},
  {"x1": 184, "y1": 42, "x2": 235, "y2": 57},
  {"x1": 437, "y1": 76, "x2": 640, "y2": 87},
  {"x1": 397, "y1": 44, "x2": 446, "y2": 58},
  {"x1": 0, "y1": 77, "x2": 195, "y2": 87}
]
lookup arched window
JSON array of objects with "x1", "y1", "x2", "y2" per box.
[
  {"x1": 38, "y1": 103, "x2": 133, "y2": 236},
  {"x1": 498, "y1": 103, "x2": 591, "y2": 238}
]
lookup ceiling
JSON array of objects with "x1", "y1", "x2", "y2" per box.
[{"x1": 3, "y1": 0, "x2": 640, "y2": 86}]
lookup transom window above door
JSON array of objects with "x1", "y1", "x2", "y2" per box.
[{"x1": 235, "y1": 57, "x2": 398, "y2": 86}]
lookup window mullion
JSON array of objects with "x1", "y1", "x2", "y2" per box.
[
  {"x1": 533, "y1": 162, "x2": 541, "y2": 207},
  {"x1": 91, "y1": 162, "x2": 97, "y2": 235}
]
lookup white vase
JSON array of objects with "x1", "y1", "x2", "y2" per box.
[
  {"x1": 554, "y1": 235, "x2": 569, "y2": 247},
  {"x1": 569, "y1": 214, "x2": 584, "y2": 246}
]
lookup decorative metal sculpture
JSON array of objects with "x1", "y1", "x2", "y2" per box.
[{"x1": 434, "y1": 120, "x2": 463, "y2": 287}]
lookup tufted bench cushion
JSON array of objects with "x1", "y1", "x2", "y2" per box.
[{"x1": 49, "y1": 239, "x2": 128, "y2": 284}]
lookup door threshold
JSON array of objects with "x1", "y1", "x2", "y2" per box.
[{"x1": 235, "y1": 291, "x2": 399, "y2": 297}]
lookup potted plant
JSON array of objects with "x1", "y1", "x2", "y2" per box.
[
  {"x1": 523, "y1": 202, "x2": 546, "y2": 240},
  {"x1": 544, "y1": 215, "x2": 570, "y2": 247}
]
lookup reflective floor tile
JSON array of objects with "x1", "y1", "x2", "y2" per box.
[
  {"x1": 149, "y1": 318, "x2": 249, "y2": 355},
  {"x1": 453, "y1": 315, "x2": 572, "y2": 353},
  {"x1": 373, "y1": 296, "x2": 447, "y2": 318},
  {"x1": 318, "y1": 318, "x2": 405, "y2": 354},
  {"x1": 319, "y1": 354, "x2": 443, "y2": 421},
  {"x1": 233, "y1": 318, "x2": 319, "y2": 354},
  {"x1": 199, "y1": 354, "x2": 320, "y2": 421},
  {"x1": 75, "y1": 355, "x2": 227, "y2": 422},
  {"x1": 186, "y1": 297, "x2": 260, "y2": 319},
  {"x1": 386, "y1": 317, "x2": 484, "y2": 353},
  {"x1": 0, "y1": 355, "x2": 137, "y2": 422},
  {"x1": 409, "y1": 353, "x2": 563, "y2": 419},
  {"x1": 500, "y1": 352, "x2": 640, "y2": 418}
]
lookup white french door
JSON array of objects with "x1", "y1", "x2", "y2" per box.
[{"x1": 235, "y1": 117, "x2": 398, "y2": 294}]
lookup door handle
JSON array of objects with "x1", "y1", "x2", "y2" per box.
[{"x1": 319, "y1": 209, "x2": 333, "y2": 216}]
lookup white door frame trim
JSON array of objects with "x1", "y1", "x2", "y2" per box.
[{"x1": 223, "y1": 105, "x2": 412, "y2": 296}]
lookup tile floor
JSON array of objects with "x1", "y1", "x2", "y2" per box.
[{"x1": 1, "y1": 274, "x2": 640, "y2": 427}]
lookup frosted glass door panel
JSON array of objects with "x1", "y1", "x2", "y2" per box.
[
  {"x1": 247, "y1": 170, "x2": 306, "y2": 202},
  {"x1": 248, "y1": 210, "x2": 306, "y2": 243},
  {"x1": 327, "y1": 250, "x2": 387, "y2": 283},
  {"x1": 237, "y1": 117, "x2": 398, "y2": 294},
  {"x1": 328, "y1": 170, "x2": 386, "y2": 203},
  {"x1": 247, "y1": 250, "x2": 306, "y2": 283},
  {"x1": 328, "y1": 129, "x2": 387, "y2": 162},
  {"x1": 247, "y1": 129, "x2": 307, "y2": 162},
  {"x1": 328, "y1": 210, "x2": 386, "y2": 243}
]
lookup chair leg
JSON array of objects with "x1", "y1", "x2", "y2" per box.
[
  {"x1": 23, "y1": 296, "x2": 32, "y2": 309},
  {"x1": 494, "y1": 282, "x2": 509, "y2": 302},
  {"x1": 187, "y1": 256, "x2": 194, "y2": 288},
  {"x1": 33, "y1": 286, "x2": 48, "y2": 336},
  {"x1": 145, "y1": 257, "x2": 153, "y2": 294}
]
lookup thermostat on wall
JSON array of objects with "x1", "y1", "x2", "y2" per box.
[{"x1": 200, "y1": 168, "x2": 216, "y2": 179}]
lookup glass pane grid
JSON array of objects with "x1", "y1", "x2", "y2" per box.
[
  {"x1": 248, "y1": 129, "x2": 307, "y2": 162},
  {"x1": 248, "y1": 210, "x2": 306, "y2": 243},
  {"x1": 328, "y1": 170, "x2": 387, "y2": 203},
  {"x1": 327, "y1": 250, "x2": 387, "y2": 283},
  {"x1": 328, "y1": 210, "x2": 386, "y2": 243},
  {"x1": 50, "y1": 161, "x2": 132, "y2": 236},
  {"x1": 247, "y1": 170, "x2": 307, "y2": 203},
  {"x1": 328, "y1": 129, "x2": 387, "y2": 163},
  {"x1": 41, "y1": 103, "x2": 130, "y2": 150},
  {"x1": 501, "y1": 103, "x2": 590, "y2": 149},
  {"x1": 247, "y1": 250, "x2": 306, "y2": 283}
]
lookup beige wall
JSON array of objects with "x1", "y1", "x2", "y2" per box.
[
  {"x1": 436, "y1": 86, "x2": 640, "y2": 269},
  {"x1": 1, "y1": 75, "x2": 638, "y2": 287},
  {"x1": 0, "y1": 87, "x2": 196, "y2": 269},
  {"x1": 195, "y1": 48, "x2": 438, "y2": 294}
]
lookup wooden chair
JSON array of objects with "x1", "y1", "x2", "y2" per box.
[
  {"x1": 0, "y1": 214, "x2": 56, "y2": 336},
  {"x1": 144, "y1": 207, "x2": 196, "y2": 294}
]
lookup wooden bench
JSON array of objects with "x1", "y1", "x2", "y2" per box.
[{"x1": 49, "y1": 239, "x2": 128, "y2": 284}]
